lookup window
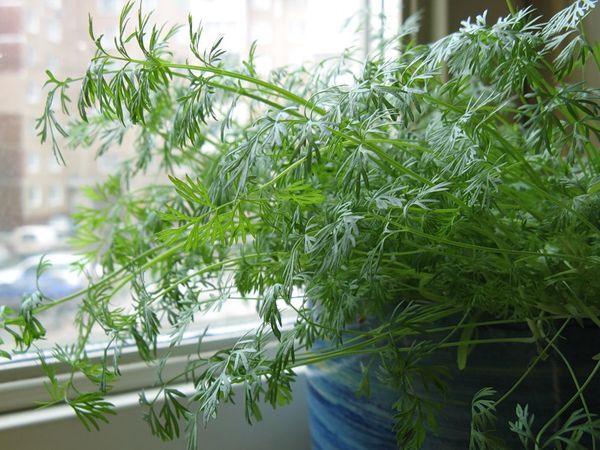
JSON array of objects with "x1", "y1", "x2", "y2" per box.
[
  {"x1": 99, "y1": 0, "x2": 120, "y2": 15},
  {"x1": 0, "y1": 0, "x2": 368, "y2": 432},
  {"x1": 144, "y1": 0, "x2": 158, "y2": 11},
  {"x1": 177, "y1": 0, "x2": 191, "y2": 11},
  {"x1": 254, "y1": 54, "x2": 273, "y2": 72},
  {"x1": 26, "y1": 152, "x2": 40, "y2": 174},
  {"x1": 25, "y1": 46, "x2": 37, "y2": 67},
  {"x1": 287, "y1": 19, "x2": 306, "y2": 42},
  {"x1": 250, "y1": 21, "x2": 273, "y2": 44},
  {"x1": 26, "y1": 81, "x2": 40, "y2": 104},
  {"x1": 100, "y1": 27, "x2": 118, "y2": 49},
  {"x1": 48, "y1": 185, "x2": 64, "y2": 207},
  {"x1": 26, "y1": 186, "x2": 43, "y2": 209},
  {"x1": 2, "y1": 0, "x2": 367, "y2": 354},
  {"x1": 46, "y1": 55, "x2": 59, "y2": 73},
  {"x1": 46, "y1": 17, "x2": 62, "y2": 42},
  {"x1": 47, "y1": 155, "x2": 62, "y2": 173},
  {"x1": 250, "y1": 0, "x2": 271, "y2": 11},
  {"x1": 26, "y1": 13, "x2": 40, "y2": 34},
  {"x1": 27, "y1": 118, "x2": 38, "y2": 137},
  {"x1": 98, "y1": 153, "x2": 120, "y2": 174},
  {"x1": 47, "y1": 0, "x2": 63, "y2": 10},
  {"x1": 21, "y1": 236, "x2": 38, "y2": 245}
]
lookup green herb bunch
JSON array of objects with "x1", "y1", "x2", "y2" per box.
[{"x1": 2, "y1": 1, "x2": 600, "y2": 448}]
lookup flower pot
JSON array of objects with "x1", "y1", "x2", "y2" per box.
[
  {"x1": 306, "y1": 346, "x2": 399, "y2": 450},
  {"x1": 306, "y1": 322, "x2": 600, "y2": 449}
]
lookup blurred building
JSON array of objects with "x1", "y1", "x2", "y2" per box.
[
  {"x1": 2, "y1": 0, "x2": 593, "y2": 232},
  {"x1": 0, "y1": 0, "x2": 196, "y2": 230},
  {"x1": 0, "y1": 0, "x2": 368, "y2": 231}
]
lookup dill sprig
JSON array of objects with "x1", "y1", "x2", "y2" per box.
[{"x1": 2, "y1": 1, "x2": 600, "y2": 448}]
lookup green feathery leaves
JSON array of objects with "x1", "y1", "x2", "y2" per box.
[{"x1": 2, "y1": 1, "x2": 600, "y2": 448}]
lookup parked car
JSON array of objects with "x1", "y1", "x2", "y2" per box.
[
  {"x1": 47, "y1": 215, "x2": 74, "y2": 240},
  {"x1": 0, "y1": 253, "x2": 88, "y2": 309},
  {"x1": 9, "y1": 225, "x2": 61, "y2": 257}
]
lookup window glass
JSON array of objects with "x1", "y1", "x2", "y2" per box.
[
  {"x1": 0, "y1": 0, "x2": 367, "y2": 353},
  {"x1": 47, "y1": 0, "x2": 63, "y2": 10},
  {"x1": 48, "y1": 185, "x2": 64, "y2": 207},
  {"x1": 47, "y1": 155, "x2": 62, "y2": 173},
  {"x1": 26, "y1": 152, "x2": 40, "y2": 174},
  {"x1": 26, "y1": 13, "x2": 39, "y2": 34},
  {"x1": 26, "y1": 186, "x2": 43, "y2": 209},
  {"x1": 46, "y1": 17, "x2": 62, "y2": 42},
  {"x1": 251, "y1": 0, "x2": 272, "y2": 11},
  {"x1": 99, "y1": 0, "x2": 120, "y2": 15},
  {"x1": 26, "y1": 81, "x2": 40, "y2": 104}
]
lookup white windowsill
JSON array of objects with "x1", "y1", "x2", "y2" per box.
[
  {"x1": 0, "y1": 368, "x2": 310, "y2": 450},
  {"x1": 0, "y1": 321, "x2": 311, "y2": 450}
]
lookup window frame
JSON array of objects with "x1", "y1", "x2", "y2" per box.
[{"x1": 0, "y1": 324, "x2": 258, "y2": 415}]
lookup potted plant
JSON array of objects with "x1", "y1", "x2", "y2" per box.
[{"x1": 2, "y1": 1, "x2": 600, "y2": 448}]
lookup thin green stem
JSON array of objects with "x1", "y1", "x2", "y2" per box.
[
  {"x1": 106, "y1": 54, "x2": 326, "y2": 115},
  {"x1": 549, "y1": 341, "x2": 596, "y2": 450},
  {"x1": 535, "y1": 358, "x2": 600, "y2": 448},
  {"x1": 495, "y1": 319, "x2": 570, "y2": 406},
  {"x1": 505, "y1": 0, "x2": 517, "y2": 16}
]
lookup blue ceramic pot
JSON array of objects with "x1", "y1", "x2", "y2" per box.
[
  {"x1": 306, "y1": 322, "x2": 600, "y2": 450},
  {"x1": 306, "y1": 348, "x2": 398, "y2": 450}
]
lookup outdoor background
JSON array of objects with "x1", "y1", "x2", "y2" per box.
[{"x1": 1, "y1": 0, "x2": 598, "y2": 348}]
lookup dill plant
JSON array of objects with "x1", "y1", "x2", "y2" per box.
[{"x1": 1, "y1": 1, "x2": 600, "y2": 448}]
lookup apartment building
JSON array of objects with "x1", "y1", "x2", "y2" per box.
[
  {"x1": 0, "y1": 0, "x2": 193, "y2": 230},
  {"x1": 0, "y1": 0, "x2": 372, "y2": 231}
]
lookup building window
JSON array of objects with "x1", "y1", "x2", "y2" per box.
[
  {"x1": 47, "y1": 55, "x2": 60, "y2": 72},
  {"x1": 98, "y1": 153, "x2": 119, "y2": 175},
  {"x1": 47, "y1": 17, "x2": 62, "y2": 42},
  {"x1": 254, "y1": 54, "x2": 273, "y2": 73},
  {"x1": 48, "y1": 155, "x2": 63, "y2": 173},
  {"x1": 27, "y1": 117, "x2": 38, "y2": 137},
  {"x1": 250, "y1": 21, "x2": 273, "y2": 45},
  {"x1": 26, "y1": 152, "x2": 40, "y2": 174},
  {"x1": 99, "y1": 0, "x2": 120, "y2": 15},
  {"x1": 0, "y1": 0, "x2": 373, "y2": 407},
  {"x1": 25, "y1": 47, "x2": 38, "y2": 68},
  {"x1": 47, "y1": 0, "x2": 63, "y2": 10},
  {"x1": 26, "y1": 81, "x2": 40, "y2": 104},
  {"x1": 177, "y1": 0, "x2": 190, "y2": 11},
  {"x1": 100, "y1": 27, "x2": 118, "y2": 49},
  {"x1": 250, "y1": 0, "x2": 272, "y2": 11},
  {"x1": 145, "y1": 0, "x2": 158, "y2": 11},
  {"x1": 27, "y1": 186, "x2": 43, "y2": 209},
  {"x1": 48, "y1": 185, "x2": 64, "y2": 207},
  {"x1": 287, "y1": 20, "x2": 306, "y2": 42},
  {"x1": 26, "y1": 13, "x2": 40, "y2": 34}
]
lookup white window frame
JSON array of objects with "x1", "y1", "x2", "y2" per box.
[{"x1": 0, "y1": 325, "x2": 254, "y2": 415}]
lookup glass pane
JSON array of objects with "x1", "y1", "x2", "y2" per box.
[{"x1": 0, "y1": 0, "x2": 368, "y2": 352}]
